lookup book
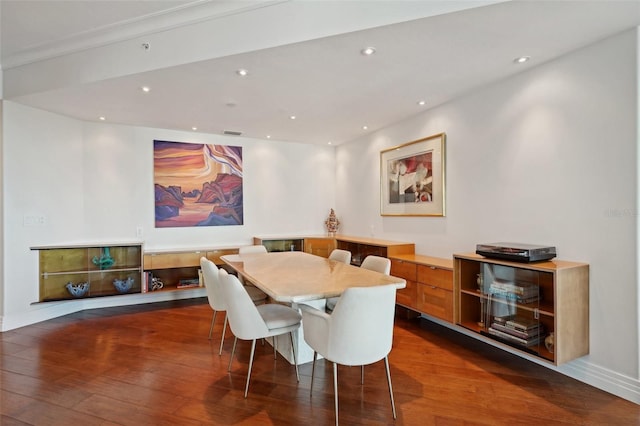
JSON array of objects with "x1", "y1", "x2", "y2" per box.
[
  {"x1": 489, "y1": 279, "x2": 539, "y2": 297},
  {"x1": 490, "y1": 322, "x2": 544, "y2": 340},
  {"x1": 177, "y1": 278, "x2": 200, "y2": 288},
  {"x1": 488, "y1": 327, "x2": 544, "y2": 347},
  {"x1": 505, "y1": 316, "x2": 540, "y2": 332},
  {"x1": 488, "y1": 286, "x2": 540, "y2": 304}
]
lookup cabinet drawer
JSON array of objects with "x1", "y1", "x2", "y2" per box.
[
  {"x1": 391, "y1": 259, "x2": 417, "y2": 281},
  {"x1": 417, "y1": 284, "x2": 453, "y2": 323},
  {"x1": 396, "y1": 279, "x2": 418, "y2": 309},
  {"x1": 417, "y1": 265, "x2": 453, "y2": 291},
  {"x1": 147, "y1": 251, "x2": 204, "y2": 269}
]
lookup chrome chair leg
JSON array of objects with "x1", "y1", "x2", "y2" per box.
[
  {"x1": 208, "y1": 310, "x2": 217, "y2": 340},
  {"x1": 219, "y1": 315, "x2": 228, "y2": 355},
  {"x1": 384, "y1": 356, "x2": 397, "y2": 419},
  {"x1": 310, "y1": 351, "x2": 317, "y2": 396},
  {"x1": 290, "y1": 332, "x2": 299, "y2": 382},
  {"x1": 333, "y1": 362, "x2": 339, "y2": 426},
  {"x1": 244, "y1": 339, "x2": 257, "y2": 398},
  {"x1": 361, "y1": 365, "x2": 364, "y2": 384},
  {"x1": 228, "y1": 337, "x2": 237, "y2": 371}
]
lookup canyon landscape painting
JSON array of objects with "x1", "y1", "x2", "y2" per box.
[{"x1": 154, "y1": 140, "x2": 243, "y2": 227}]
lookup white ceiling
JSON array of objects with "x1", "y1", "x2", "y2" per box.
[{"x1": 2, "y1": 0, "x2": 640, "y2": 146}]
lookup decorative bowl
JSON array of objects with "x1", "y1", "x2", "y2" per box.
[
  {"x1": 66, "y1": 281, "x2": 89, "y2": 298},
  {"x1": 113, "y1": 277, "x2": 134, "y2": 293}
]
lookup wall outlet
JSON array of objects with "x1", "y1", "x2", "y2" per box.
[
  {"x1": 24, "y1": 215, "x2": 46, "y2": 226},
  {"x1": 136, "y1": 226, "x2": 144, "y2": 238}
]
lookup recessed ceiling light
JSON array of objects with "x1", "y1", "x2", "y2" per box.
[
  {"x1": 192, "y1": 127, "x2": 197, "y2": 131},
  {"x1": 266, "y1": 135, "x2": 271, "y2": 139},
  {"x1": 514, "y1": 56, "x2": 531, "y2": 64},
  {"x1": 361, "y1": 47, "x2": 376, "y2": 56},
  {"x1": 290, "y1": 115, "x2": 296, "y2": 120},
  {"x1": 417, "y1": 100, "x2": 426, "y2": 106},
  {"x1": 141, "y1": 86, "x2": 150, "y2": 93},
  {"x1": 236, "y1": 68, "x2": 248, "y2": 76},
  {"x1": 362, "y1": 125, "x2": 368, "y2": 130},
  {"x1": 99, "y1": 116, "x2": 106, "y2": 121},
  {"x1": 328, "y1": 141, "x2": 332, "y2": 145}
]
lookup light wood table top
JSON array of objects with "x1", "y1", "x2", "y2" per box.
[{"x1": 221, "y1": 251, "x2": 406, "y2": 303}]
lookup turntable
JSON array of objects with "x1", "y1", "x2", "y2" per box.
[{"x1": 475, "y1": 242, "x2": 556, "y2": 263}]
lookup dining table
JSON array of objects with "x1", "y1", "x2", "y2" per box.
[{"x1": 220, "y1": 251, "x2": 406, "y2": 364}]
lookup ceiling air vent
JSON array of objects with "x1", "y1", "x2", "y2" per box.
[{"x1": 223, "y1": 130, "x2": 242, "y2": 136}]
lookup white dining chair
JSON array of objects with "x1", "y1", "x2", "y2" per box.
[
  {"x1": 218, "y1": 268, "x2": 302, "y2": 398},
  {"x1": 238, "y1": 245, "x2": 268, "y2": 254},
  {"x1": 300, "y1": 284, "x2": 398, "y2": 425},
  {"x1": 326, "y1": 254, "x2": 391, "y2": 312},
  {"x1": 237, "y1": 245, "x2": 269, "y2": 286},
  {"x1": 200, "y1": 257, "x2": 267, "y2": 355},
  {"x1": 328, "y1": 248, "x2": 352, "y2": 264},
  {"x1": 324, "y1": 249, "x2": 352, "y2": 312}
]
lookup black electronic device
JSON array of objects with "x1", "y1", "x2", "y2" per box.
[{"x1": 475, "y1": 242, "x2": 556, "y2": 263}]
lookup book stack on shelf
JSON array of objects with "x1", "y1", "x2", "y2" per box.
[
  {"x1": 488, "y1": 315, "x2": 545, "y2": 347},
  {"x1": 177, "y1": 278, "x2": 200, "y2": 289},
  {"x1": 488, "y1": 279, "x2": 540, "y2": 304}
]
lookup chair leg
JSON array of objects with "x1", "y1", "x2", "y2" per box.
[
  {"x1": 228, "y1": 337, "x2": 237, "y2": 372},
  {"x1": 310, "y1": 351, "x2": 317, "y2": 396},
  {"x1": 289, "y1": 332, "x2": 299, "y2": 382},
  {"x1": 384, "y1": 356, "x2": 397, "y2": 419},
  {"x1": 361, "y1": 365, "x2": 364, "y2": 385},
  {"x1": 219, "y1": 315, "x2": 228, "y2": 355},
  {"x1": 208, "y1": 310, "x2": 217, "y2": 340},
  {"x1": 273, "y1": 336, "x2": 277, "y2": 359},
  {"x1": 244, "y1": 339, "x2": 257, "y2": 398},
  {"x1": 333, "y1": 362, "x2": 339, "y2": 426}
]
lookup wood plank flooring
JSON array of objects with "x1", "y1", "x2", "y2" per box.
[{"x1": 1, "y1": 298, "x2": 638, "y2": 425}]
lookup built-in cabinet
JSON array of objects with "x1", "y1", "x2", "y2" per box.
[
  {"x1": 252, "y1": 235, "x2": 414, "y2": 263},
  {"x1": 32, "y1": 238, "x2": 590, "y2": 367},
  {"x1": 335, "y1": 236, "x2": 414, "y2": 266},
  {"x1": 143, "y1": 247, "x2": 238, "y2": 291},
  {"x1": 33, "y1": 243, "x2": 143, "y2": 302},
  {"x1": 454, "y1": 253, "x2": 589, "y2": 365},
  {"x1": 390, "y1": 255, "x2": 454, "y2": 323},
  {"x1": 303, "y1": 237, "x2": 336, "y2": 257},
  {"x1": 252, "y1": 236, "x2": 304, "y2": 252}
]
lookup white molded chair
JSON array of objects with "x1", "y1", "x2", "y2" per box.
[
  {"x1": 200, "y1": 257, "x2": 267, "y2": 355},
  {"x1": 237, "y1": 245, "x2": 268, "y2": 286},
  {"x1": 300, "y1": 284, "x2": 398, "y2": 425},
  {"x1": 328, "y1": 249, "x2": 351, "y2": 265},
  {"x1": 218, "y1": 268, "x2": 302, "y2": 398},
  {"x1": 239, "y1": 245, "x2": 268, "y2": 254},
  {"x1": 326, "y1": 255, "x2": 391, "y2": 312}
]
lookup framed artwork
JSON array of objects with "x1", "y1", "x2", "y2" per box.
[
  {"x1": 380, "y1": 133, "x2": 446, "y2": 217},
  {"x1": 154, "y1": 140, "x2": 243, "y2": 227}
]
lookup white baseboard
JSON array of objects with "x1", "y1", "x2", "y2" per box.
[{"x1": 0, "y1": 288, "x2": 206, "y2": 332}]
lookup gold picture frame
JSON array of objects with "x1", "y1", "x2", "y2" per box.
[{"x1": 380, "y1": 133, "x2": 446, "y2": 217}]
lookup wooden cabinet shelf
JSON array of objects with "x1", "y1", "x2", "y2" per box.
[
  {"x1": 454, "y1": 253, "x2": 589, "y2": 365},
  {"x1": 336, "y1": 236, "x2": 414, "y2": 266},
  {"x1": 143, "y1": 247, "x2": 238, "y2": 292},
  {"x1": 390, "y1": 254, "x2": 454, "y2": 323},
  {"x1": 32, "y1": 243, "x2": 143, "y2": 302},
  {"x1": 252, "y1": 237, "x2": 304, "y2": 252}
]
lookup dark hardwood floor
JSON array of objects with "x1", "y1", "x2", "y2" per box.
[{"x1": 1, "y1": 298, "x2": 639, "y2": 425}]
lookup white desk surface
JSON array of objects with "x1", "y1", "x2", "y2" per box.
[{"x1": 221, "y1": 251, "x2": 406, "y2": 303}]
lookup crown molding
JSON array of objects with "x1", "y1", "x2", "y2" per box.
[{"x1": 2, "y1": 0, "x2": 285, "y2": 69}]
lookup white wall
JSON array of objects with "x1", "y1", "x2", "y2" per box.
[
  {"x1": 337, "y1": 29, "x2": 639, "y2": 402},
  {"x1": 1, "y1": 104, "x2": 335, "y2": 329}
]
